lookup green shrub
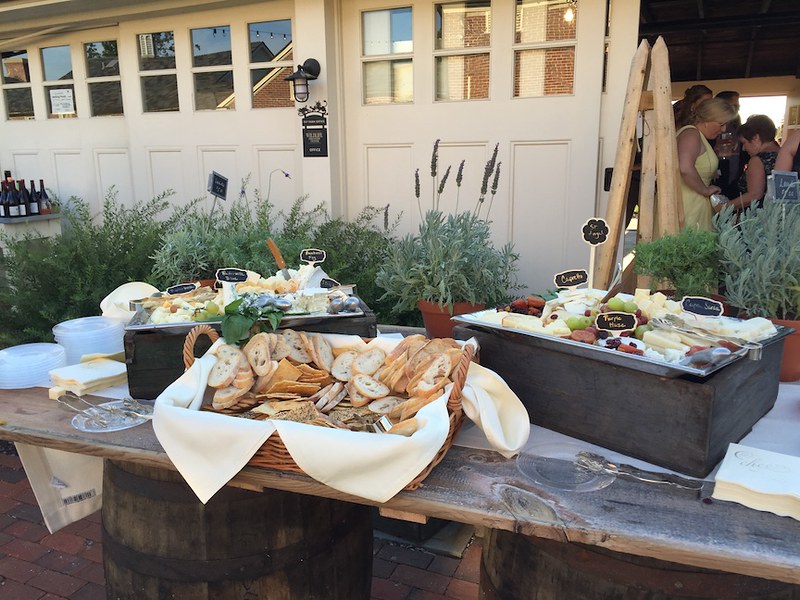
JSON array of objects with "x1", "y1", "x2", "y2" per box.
[{"x1": 0, "y1": 189, "x2": 175, "y2": 347}]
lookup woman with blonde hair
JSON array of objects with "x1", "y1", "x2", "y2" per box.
[{"x1": 676, "y1": 97, "x2": 738, "y2": 230}]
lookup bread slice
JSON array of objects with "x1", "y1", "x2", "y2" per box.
[
  {"x1": 208, "y1": 345, "x2": 245, "y2": 389},
  {"x1": 368, "y1": 396, "x2": 404, "y2": 415},
  {"x1": 388, "y1": 417, "x2": 418, "y2": 437},
  {"x1": 330, "y1": 350, "x2": 358, "y2": 382},
  {"x1": 352, "y1": 348, "x2": 386, "y2": 376},
  {"x1": 351, "y1": 373, "x2": 390, "y2": 400},
  {"x1": 232, "y1": 360, "x2": 255, "y2": 390},
  {"x1": 252, "y1": 360, "x2": 279, "y2": 394},
  {"x1": 312, "y1": 335, "x2": 335, "y2": 372},
  {"x1": 282, "y1": 329, "x2": 313, "y2": 363},
  {"x1": 212, "y1": 384, "x2": 250, "y2": 409},
  {"x1": 272, "y1": 334, "x2": 291, "y2": 362},
  {"x1": 346, "y1": 382, "x2": 372, "y2": 408},
  {"x1": 243, "y1": 333, "x2": 272, "y2": 376}
]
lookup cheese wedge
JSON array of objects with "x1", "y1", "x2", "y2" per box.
[{"x1": 642, "y1": 330, "x2": 690, "y2": 353}]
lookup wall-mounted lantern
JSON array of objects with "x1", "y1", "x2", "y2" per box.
[{"x1": 285, "y1": 58, "x2": 321, "y2": 103}]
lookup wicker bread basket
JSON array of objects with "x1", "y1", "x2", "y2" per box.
[{"x1": 182, "y1": 324, "x2": 475, "y2": 491}]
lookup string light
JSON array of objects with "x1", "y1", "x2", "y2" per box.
[{"x1": 564, "y1": 0, "x2": 577, "y2": 23}]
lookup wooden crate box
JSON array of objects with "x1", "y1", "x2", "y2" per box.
[{"x1": 453, "y1": 325, "x2": 783, "y2": 477}]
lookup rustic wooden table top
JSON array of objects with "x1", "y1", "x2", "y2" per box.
[{"x1": 0, "y1": 387, "x2": 798, "y2": 585}]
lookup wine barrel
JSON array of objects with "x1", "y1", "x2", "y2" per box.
[
  {"x1": 481, "y1": 530, "x2": 800, "y2": 599},
  {"x1": 103, "y1": 461, "x2": 372, "y2": 599}
]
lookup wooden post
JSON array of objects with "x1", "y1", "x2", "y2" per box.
[
  {"x1": 651, "y1": 37, "x2": 682, "y2": 234},
  {"x1": 593, "y1": 40, "x2": 650, "y2": 291}
]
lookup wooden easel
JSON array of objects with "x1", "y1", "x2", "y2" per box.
[{"x1": 593, "y1": 37, "x2": 683, "y2": 292}]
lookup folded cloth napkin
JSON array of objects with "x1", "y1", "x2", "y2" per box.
[{"x1": 153, "y1": 334, "x2": 527, "y2": 504}]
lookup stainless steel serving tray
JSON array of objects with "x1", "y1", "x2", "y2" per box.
[
  {"x1": 125, "y1": 307, "x2": 365, "y2": 333},
  {"x1": 452, "y1": 312, "x2": 793, "y2": 378}
]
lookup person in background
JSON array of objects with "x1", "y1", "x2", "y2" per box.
[
  {"x1": 775, "y1": 128, "x2": 800, "y2": 175},
  {"x1": 712, "y1": 91, "x2": 745, "y2": 199},
  {"x1": 673, "y1": 84, "x2": 713, "y2": 129},
  {"x1": 677, "y1": 97, "x2": 738, "y2": 230},
  {"x1": 717, "y1": 115, "x2": 780, "y2": 212}
]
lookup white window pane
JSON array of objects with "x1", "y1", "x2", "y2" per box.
[
  {"x1": 85, "y1": 41, "x2": 120, "y2": 78},
  {"x1": 142, "y1": 74, "x2": 179, "y2": 112},
  {"x1": 138, "y1": 32, "x2": 175, "y2": 71},
  {"x1": 249, "y1": 20, "x2": 293, "y2": 62},
  {"x1": 435, "y1": 1, "x2": 491, "y2": 50},
  {"x1": 2, "y1": 51, "x2": 30, "y2": 83},
  {"x1": 41, "y1": 45, "x2": 72, "y2": 81},
  {"x1": 364, "y1": 59, "x2": 412, "y2": 104},
  {"x1": 514, "y1": 47, "x2": 574, "y2": 97},
  {"x1": 4, "y1": 88, "x2": 33, "y2": 119},
  {"x1": 363, "y1": 7, "x2": 412, "y2": 56},
  {"x1": 251, "y1": 66, "x2": 294, "y2": 108},
  {"x1": 192, "y1": 26, "x2": 232, "y2": 67},
  {"x1": 435, "y1": 54, "x2": 489, "y2": 101},
  {"x1": 89, "y1": 81, "x2": 123, "y2": 116},
  {"x1": 194, "y1": 71, "x2": 234, "y2": 110},
  {"x1": 515, "y1": 0, "x2": 577, "y2": 44}
]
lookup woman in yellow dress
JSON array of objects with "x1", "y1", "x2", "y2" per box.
[{"x1": 676, "y1": 98, "x2": 738, "y2": 230}]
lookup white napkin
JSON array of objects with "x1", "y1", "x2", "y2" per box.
[
  {"x1": 153, "y1": 333, "x2": 527, "y2": 504},
  {"x1": 460, "y1": 361, "x2": 530, "y2": 458},
  {"x1": 100, "y1": 281, "x2": 159, "y2": 323}
]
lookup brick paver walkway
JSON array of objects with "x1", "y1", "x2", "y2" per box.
[{"x1": 0, "y1": 451, "x2": 480, "y2": 599}]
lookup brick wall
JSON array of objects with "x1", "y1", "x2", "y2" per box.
[{"x1": 252, "y1": 66, "x2": 293, "y2": 108}]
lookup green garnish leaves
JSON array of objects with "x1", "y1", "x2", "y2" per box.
[{"x1": 221, "y1": 297, "x2": 284, "y2": 344}]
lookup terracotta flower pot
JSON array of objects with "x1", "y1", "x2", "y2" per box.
[
  {"x1": 417, "y1": 300, "x2": 485, "y2": 339},
  {"x1": 772, "y1": 318, "x2": 800, "y2": 382}
]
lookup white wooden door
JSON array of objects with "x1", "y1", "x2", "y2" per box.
[{"x1": 339, "y1": 0, "x2": 607, "y2": 294}]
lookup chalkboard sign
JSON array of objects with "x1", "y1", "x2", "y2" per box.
[
  {"x1": 166, "y1": 283, "x2": 199, "y2": 296},
  {"x1": 320, "y1": 277, "x2": 341, "y2": 289},
  {"x1": 215, "y1": 267, "x2": 248, "y2": 283},
  {"x1": 582, "y1": 218, "x2": 609, "y2": 246},
  {"x1": 207, "y1": 171, "x2": 228, "y2": 200},
  {"x1": 554, "y1": 269, "x2": 589, "y2": 288},
  {"x1": 771, "y1": 170, "x2": 799, "y2": 203},
  {"x1": 595, "y1": 311, "x2": 637, "y2": 332},
  {"x1": 681, "y1": 296, "x2": 724, "y2": 317},
  {"x1": 300, "y1": 248, "x2": 327, "y2": 265}
]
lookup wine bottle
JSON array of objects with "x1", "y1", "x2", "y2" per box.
[
  {"x1": 38, "y1": 179, "x2": 51, "y2": 215},
  {"x1": 7, "y1": 180, "x2": 20, "y2": 218},
  {"x1": 15, "y1": 181, "x2": 27, "y2": 217},
  {"x1": 0, "y1": 181, "x2": 8, "y2": 219},
  {"x1": 18, "y1": 180, "x2": 31, "y2": 217},
  {"x1": 26, "y1": 180, "x2": 39, "y2": 215}
]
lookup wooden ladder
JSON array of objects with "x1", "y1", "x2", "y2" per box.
[{"x1": 592, "y1": 37, "x2": 683, "y2": 292}]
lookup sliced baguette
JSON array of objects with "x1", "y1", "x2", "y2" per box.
[
  {"x1": 208, "y1": 345, "x2": 245, "y2": 389},
  {"x1": 272, "y1": 334, "x2": 291, "y2": 362},
  {"x1": 352, "y1": 348, "x2": 386, "y2": 376},
  {"x1": 351, "y1": 373, "x2": 390, "y2": 400},
  {"x1": 331, "y1": 350, "x2": 358, "y2": 382},
  {"x1": 243, "y1": 333, "x2": 272, "y2": 376},
  {"x1": 388, "y1": 417, "x2": 418, "y2": 437},
  {"x1": 312, "y1": 335, "x2": 335, "y2": 372},
  {"x1": 212, "y1": 384, "x2": 250, "y2": 409},
  {"x1": 282, "y1": 329, "x2": 313, "y2": 363}
]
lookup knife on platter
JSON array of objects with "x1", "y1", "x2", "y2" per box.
[{"x1": 267, "y1": 238, "x2": 292, "y2": 281}]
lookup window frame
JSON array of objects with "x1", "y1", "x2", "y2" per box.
[
  {"x1": 190, "y1": 25, "x2": 235, "y2": 111},
  {"x1": 84, "y1": 40, "x2": 124, "y2": 117},
  {"x1": 1, "y1": 49, "x2": 34, "y2": 120},
  {"x1": 41, "y1": 44, "x2": 77, "y2": 119},
  {"x1": 137, "y1": 30, "x2": 180, "y2": 113},
  {"x1": 248, "y1": 19, "x2": 295, "y2": 109},
  {"x1": 360, "y1": 6, "x2": 414, "y2": 106}
]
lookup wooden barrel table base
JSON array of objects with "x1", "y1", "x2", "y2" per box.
[
  {"x1": 481, "y1": 529, "x2": 800, "y2": 599},
  {"x1": 103, "y1": 460, "x2": 373, "y2": 599}
]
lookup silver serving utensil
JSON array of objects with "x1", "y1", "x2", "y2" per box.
[
  {"x1": 649, "y1": 316, "x2": 762, "y2": 358},
  {"x1": 56, "y1": 395, "x2": 109, "y2": 428},
  {"x1": 576, "y1": 451, "x2": 706, "y2": 491}
]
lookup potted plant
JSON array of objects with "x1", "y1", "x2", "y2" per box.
[
  {"x1": 715, "y1": 202, "x2": 800, "y2": 381},
  {"x1": 633, "y1": 226, "x2": 721, "y2": 300},
  {"x1": 376, "y1": 141, "x2": 519, "y2": 337}
]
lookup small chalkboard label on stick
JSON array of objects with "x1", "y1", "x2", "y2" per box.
[
  {"x1": 207, "y1": 171, "x2": 228, "y2": 200},
  {"x1": 595, "y1": 312, "x2": 637, "y2": 332},
  {"x1": 320, "y1": 277, "x2": 340, "y2": 289},
  {"x1": 216, "y1": 268, "x2": 248, "y2": 283},
  {"x1": 554, "y1": 269, "x2": 589, "y2": 288},
  {"x1": 166, "y1": 283, "x2": 199, "y2": 296},
  {"x1": 681, "y1": 296, "x2": 724, "y2": 317},
  {"x1": 300, "y1": 248, "x2": 327, "y2": 265},
  {"x1": 582, "y1": 218, "x2": 609, "y2": 246}
]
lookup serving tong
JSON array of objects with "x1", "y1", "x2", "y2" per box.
[
  {"x1": 576, "y1": 451, "x2": 707, "y2": 493},
  {"x1": 56, "y1": 392, "x2": 153, "y2": 427},
  {"x1": 649, "y1": 314, "x2": 762, "y2": 360}
]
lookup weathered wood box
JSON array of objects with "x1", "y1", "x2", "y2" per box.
[
  {"x1": 125, "y1": 307, "x2": 377, "y2": 400},
  {"x1": 453, "y1": 324, "x2": 784, "y2": 477}
]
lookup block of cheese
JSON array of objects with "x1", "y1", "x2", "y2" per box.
[
  {"x1": 49, "y1": 358, "x2": 128, "y2": 396},
  {"x1": 643, "y1": 330, "x2": 690, "y2": 353}
]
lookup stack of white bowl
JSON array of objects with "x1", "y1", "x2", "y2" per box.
[
  {"x1": 0, "y1": 343, "x2": 67, "y2": 388},
  {"x1": 52, "y1": 316, "x2": 125, "y2": 365}
]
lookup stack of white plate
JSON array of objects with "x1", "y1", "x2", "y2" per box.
[
  {"x1": 0, "y1": 343, "x2": 67, "y2": 388},
  {"x1": 52, "y1": 316, "x2": 125, "y2": 365}
]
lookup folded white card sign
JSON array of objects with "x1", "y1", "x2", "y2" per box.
[{"x1": 712, "y1": 443, "x2": 800, "y2": 521}]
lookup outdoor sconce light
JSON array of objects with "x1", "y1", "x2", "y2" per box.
[
  {"x1": 285, "y1": 58, "x2": 321, "y2": 103},
  {"x1": 564, "y1": 0, "x2": 577, "y2": 22}
]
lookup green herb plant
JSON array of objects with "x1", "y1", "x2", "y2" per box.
[
  {"x1": 633, "y1": 226, "x2": 720, "y2": 299},
  {"x1": 715, "y1": 202, "x2": 800, "y2": 320},
  {"x1": 220, "y1": 297, "x2": 284, "y2": 345},
  {"x1": 376, "y1": 141, "x2": 519, "y2": 315}
]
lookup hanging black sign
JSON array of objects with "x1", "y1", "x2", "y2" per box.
[
  {"x1": 681, "y1": 296, "x2": 724, "y2": 317},
  {"x1": 554, "y1": 269, "x2": 589, "y2": 288},
  {"x1": 582, "y1": 218, "x2": 609, "y2": 246},
  {"x1": 595, "y1": 312, "x2": 637, "y2": 332},
  {"x1": 302, "y1": 115, "x2": 328, "y2": 158}
]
